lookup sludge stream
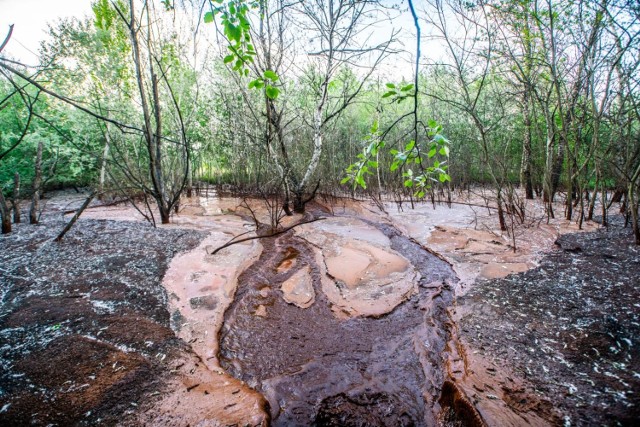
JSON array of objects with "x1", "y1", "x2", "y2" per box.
[{"x1": 218, "y1": 212, "x2": 479, "y2": 426}]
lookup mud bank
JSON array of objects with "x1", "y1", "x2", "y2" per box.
[{"x1": 0, "y1": 216, "x2": 210, "y2": 426}]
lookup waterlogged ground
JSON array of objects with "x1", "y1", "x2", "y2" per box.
[{"x1": 0, "y1": 190, "x2": 638, "y2": 426}]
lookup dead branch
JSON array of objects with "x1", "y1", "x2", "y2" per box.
[
  {"x1": 54, "y1": 191, "x2": 97, "y2": 242},
  {"x1": 0, "y1": 24, "x2": 14, "y2": 53},
  {"x1": 60, "y1": 197, "x2": 130, "y2": 215},
  {"x1": 208, "y1": 217, "x2": 326, "y2": 255}
]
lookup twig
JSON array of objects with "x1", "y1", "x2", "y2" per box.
[{"x1": 208, "y1": 217, "x2": 326, "y2": 255}]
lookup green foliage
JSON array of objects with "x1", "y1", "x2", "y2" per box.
[
  {"x1": 204, "y1": 0, "x2": 259, "y2": 75},
  {"x1": 248, "y1": 69, "x2": 280, "y2": 99},
  {"x1": 342, "y1": 118, "x2": 451, "y2": 197},
  {"x1": 381, "y1": 81, "x2": 415, "y2": 104},
  {"x1": 205, "y1": 1, "x2": 281, "y2": 98}
]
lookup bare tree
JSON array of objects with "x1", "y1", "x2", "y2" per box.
[
  {"x1": 29, "y1": 140, "x2": 43, "y2": 225},
  {"x1": 424, "y1": 0, "x2": 510, "y2": 230}
]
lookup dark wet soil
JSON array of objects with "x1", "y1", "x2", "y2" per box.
[
  {"x1": 458, "y1": 216, "x2": 640, "y2": 425},
  {"x1": 219, "y1": 213, "x2": 458, "y2": 426},
  {"x1": 0, "y1": 216, "x2": 204, "y2": 426}
]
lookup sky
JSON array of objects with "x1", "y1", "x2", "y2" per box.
[
  {"x1": 0, "y1": 0, "x2": 432, "y2": 79},
  {"x1": 0, "y1": 0, "x2": 94, "y2": 64}
]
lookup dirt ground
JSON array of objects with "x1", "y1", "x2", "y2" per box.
[
  {"x1": 454, "y1": 215, "x2": 640, "y2": 426},
  {"x1": 1, "y1": 191, "x2": 638, "y2": 426}
]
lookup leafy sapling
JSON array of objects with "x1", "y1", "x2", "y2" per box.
[{"x1": 204, "y1": 0, "x2": 280, "y2": 99}]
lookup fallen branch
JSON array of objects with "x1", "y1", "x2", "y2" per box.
[
  {"x1": 54, "y1": 191, "x2": 96, "y2": 242},
  {"x1": 208, "y1": 217, "x2": 326, "y2": 255}
]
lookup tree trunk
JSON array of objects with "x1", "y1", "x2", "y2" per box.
[
  {"x1": 551, "y1": 138, "x2": 565, "y2": 202},
  {"x1": 159, "y1": 205, "x2": 171, "y2": 224},
  {"x1": 293, "y1": 192, "x2": 305, "y2": 213},
  {"x1": 497, "y1": 190, "x2": 507, "y2": 232},
  {"x1": 13, "y1": 171, "x2": 21, "y2": 223},
  {"x1": 54, "y1": 192, "x2": 96, "y2": 242},
  {"x1": 629, "y1": 182, "x2": 640, "y2": 244},
  {"x1": 601, "y1": 184, "x2": 608, "y2": 227},
  {"x1": 98, "y1": 123, "x2": 110, "y2": 200},
  {"x1": 566, "y1": 174, "x2": 573, "y2": 221},
  {"x1": 30, "y1": 140, "x2": 43, "y2": 224},
  {"x1": 520, "y1": 88, "x2": 534, "y2": 199},
  {"x1": 186, "y1": 160, "x2": 193, "y2": 198},
  {"x1": 0, "y1": 189, "x2": 11, "y2": 234}
]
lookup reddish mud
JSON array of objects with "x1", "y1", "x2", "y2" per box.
[{"x1": 218, "y1": 208, "x2": 462, "y2": 426}]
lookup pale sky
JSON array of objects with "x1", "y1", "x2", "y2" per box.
[
  {"x1": 0, "y1": 0, "x2": 434, "y2": 80},
  {"x1": 0, "y1": 0, "x2": 94, "y2": 64}
]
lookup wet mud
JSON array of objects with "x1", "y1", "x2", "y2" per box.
[{"x1": 219, "y1": 209, "x2": 461, "y2": 426}]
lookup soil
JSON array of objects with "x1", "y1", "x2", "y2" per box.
[
  {"x1": 1, "y1": 191, "x2": 638, "y2": 426},
  {"x1": 454, "y1": 215, "x2": 640, "y2": 426},
  {"x1": 0, "y1": 213, "x2": 205, "y2": 426}
]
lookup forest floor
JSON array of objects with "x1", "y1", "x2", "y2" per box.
[{"x1": 0, "y1": 189, "x2": 638, "y2": 426}]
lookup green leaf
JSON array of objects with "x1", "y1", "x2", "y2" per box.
[
  {"x1": 367, "y1": 160, "x2": 378, "y2": 168},
  {"x1": 405, "y1": 140, "x2": 415, "y2": 151},
  {"x1": 434, "y1": 134, "x2": 447, "y2": 144},
  {"x1": 401, "y1": 84, "x2": 414, "y2": 92},
  {"x1": 204, "y1": 11, "x2": 214, "y2": 23},
  {"x1": 428, "y1": 119, "x2": 437, "y2": 128},
  {"x1": 439, "y1": 146, "x2": 450, "y2": 156},
  {"x1": 386, "y1": 82, "x2": 396, "y2": 89},
  {"x1": 249, "y1": 79, "x2": 265, "y2": 89},
  {"x1": 263, "y1": 69, "x2": 278, "y2": 81},
  {"x1": 404, "y1": 179, "x2": 414, "y2": 188},
  {"x1": 223, "y1": 54, "x2": 234, "y2": 64},
  {"x1": 439, "y1": 173, "x2": 450, "y2": 183},
  {"x1": 428, "y1": 147, "x2": 437, "y2": 158},
  {"x1": 226, "y1": 23, "x2": 241, "y2": 42},
  {"x1": 340, "y1": 176, "x2": 351, "y2": 185},
  {"x1": 390, "y1": 162, "x2": 399, "y2": 172},
  {"x1": 265, "y1": 85, "x2": 280, "y2": 100},
  {"x1": 381, "y1": 91, "x2": 395, "y2": 98}
]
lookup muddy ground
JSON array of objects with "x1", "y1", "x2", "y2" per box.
[
  {"x1": 0, "y1": 192, "x2": 638, "y2": 426},
  {"x1": 0, "y1": 214, "x2": 204, "y2": 425},
  {"x1": 455, "y1": 215, "x2": 640, "y2": 426}
]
